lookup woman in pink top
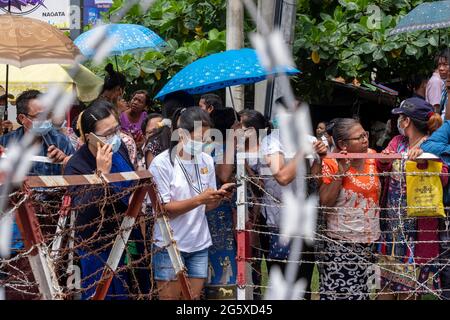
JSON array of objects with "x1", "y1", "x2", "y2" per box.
[{"x1": 120, "y1": 90, "x2": 149, "y2": 140}]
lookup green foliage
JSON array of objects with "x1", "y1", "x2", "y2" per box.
[
  {"x1": 86, "y1": 0, "x2": 227, "y2": 98},
  {"x1": 294, "y1": 0, "x2": 446, "y2": 103}
]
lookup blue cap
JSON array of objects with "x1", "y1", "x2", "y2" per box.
[{"x1": 391, "y1": 97, "x2": 434, "y2": 121}]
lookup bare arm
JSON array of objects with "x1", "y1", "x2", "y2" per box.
[
  {"x1": 319, "y1": 178, "x2": 343, "y2": 207},
  {"x1": 271, "y1": 153, "x2": 299, "y2": 186},
  {"x1": 163, "y1": 189, "x2": 223, "y2": 219}
]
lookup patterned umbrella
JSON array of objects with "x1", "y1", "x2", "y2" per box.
[
  {"x1": 0, "y1": 15, "x2": 81, "y2": 67},
  {"x1": 390, "y1": 0, "x2": 450, "y2": 35},
  {"x1": 74, "y1": 23, "x2": 167, "y2": 58},
  {"x1": 0, "y1": 14, "x2": 81, "y2": 119},
  {"x1": 155, "y1": 48, "x2": 300, "y2": 100}
]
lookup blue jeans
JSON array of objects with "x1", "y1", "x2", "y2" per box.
[{"x1": 153, "y1": 246, "x2": 209, "y2": 281}]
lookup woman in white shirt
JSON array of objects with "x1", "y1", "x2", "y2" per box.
[{"x1": 149, "y1": 107, "x2": 233, "y2": 300}]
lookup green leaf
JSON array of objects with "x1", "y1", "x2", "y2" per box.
[
  {"x1": 361, "y1": 42, "x2": 377, "y2": 54},
  {"x1": 141, "y1": 61, "x2": 157, "y2": 74},
  {"x1": 206, "y1": 40, "x2": 225, "y2": 54},
  {"x1": 208, "y1": 28, "x2": 220, "y2": 40},
  {"x1": 373, "y1": 49, "x2": 384, "y2": 61},
  {"x1": 381, "y1": 42, "x2": 396, "y2": 52},
  {"x1": 412, "y1": 38, "x2": 429, "y2": 47},
  {"x1": 166, "y1": 38, "x2": 179, "y2": 50},
  {"x1": 429, "y1": 36, "x2": 438, "y2": 47},
  {"x1": 405, "y1": 45, "x2": 418, "y2": 56}
]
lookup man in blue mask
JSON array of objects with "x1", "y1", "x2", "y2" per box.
[
  {"x1": 0, "y1": 90, "x2": 75, "y2": 296},
  {"x1": 0, "y1": 90, "x2": 75, "y2": 175}
]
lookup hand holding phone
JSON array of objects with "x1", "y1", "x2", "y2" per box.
[
  {"x1": 87, "y1": 133, "x2": 105, "y2": 149},
  {"x1": 217, "y1": 182, "x2": 236, "y2": 199}
]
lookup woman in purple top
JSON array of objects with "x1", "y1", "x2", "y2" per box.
[{"x1": 120, "y1": 90, "x2": 149, "y2": 140}]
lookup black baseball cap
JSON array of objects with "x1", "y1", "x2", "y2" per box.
[{"x1": 391, "y1": 97, "x2": 434, "y2": 121}]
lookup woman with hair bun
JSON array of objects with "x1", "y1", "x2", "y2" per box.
[{"x1": 99, "y1": 63, "x2": 127, "y2": 108}]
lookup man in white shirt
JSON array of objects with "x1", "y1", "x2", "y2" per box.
[{"x1": 426, "y1": 49, "x2": 450, "y2": 114}]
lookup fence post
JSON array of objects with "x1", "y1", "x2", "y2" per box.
[
  {"x1": 16, "y1": 197, "x2": 62, "y2": 300},
  {"x1": 92, "y1": 183, "x2": 150, "y2": 300},
  {"x1": 147, "y1": 182, "x2": 194, "y2": 300},
  {"x1": 236, "y1": 152, "x2": 252, "y2": 300}
]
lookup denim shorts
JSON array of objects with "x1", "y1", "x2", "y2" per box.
[{"x1": 153, "y1": 246, "x2": 209, "y2": 281}]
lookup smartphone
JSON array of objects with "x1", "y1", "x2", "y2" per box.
[
  {"x1": 221, "y1": 183, "x2": 236, "y2": 191},
  {"x1": 87, "y1": 132, "x2": 105, "y2": 148}
]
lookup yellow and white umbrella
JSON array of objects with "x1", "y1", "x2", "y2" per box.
[{"x1": 0, "y1": 64, "x2": 103, "y2": 103}]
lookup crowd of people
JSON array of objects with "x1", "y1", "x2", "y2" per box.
[{"x1": 4, "y1": 48, "x2": 450, "y2": 301}]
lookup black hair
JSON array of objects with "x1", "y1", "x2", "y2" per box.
[
  {"x1": 331, "y1": 118, "x2": 360, "y2": 149},
  {"x1": 16, "y1": 90, "x2": 42, "y2": 123},
  {"x1": 131, "y1": 89, "x2": 151, "y2": 107},
  {"x1": 326, "y1": 118, "x2": 341, "y2": 136},
  {"x1": 80, "y1": 99, "x2": 116, "y2": 140},
  {"x1": 435, "y1": 48, "x2": 450, "y2": 69},
  {"x1": 200, "y1": 93, "x2": 223, "y2": 110},
  {"x1": 141, "y1": 113, "x2": 163, "y2": 134},
  {"x1": 210, "y1": 107, "x2": 239, "y2": 137},
  {"x1": 102, "y1": 63, "x2": 126, "y2": 93},
  {"x1": 411, "y1": 74, "x2": 428, "y2": 91},
  {"x1": 161, "y1": 91, "x2": 195, "y2": 119},
  {"x1": 169, "y1": 107, "x2": 213, "y2": 163},
  {"x1": 239, "y1": 109, "x2": 272, "y2": 139}
]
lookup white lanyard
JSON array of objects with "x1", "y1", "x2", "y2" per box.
[{"x1": 176, "y1": 156, "x2": 204, "y2": 194}]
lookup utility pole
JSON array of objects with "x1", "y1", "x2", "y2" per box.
[
  {"x1": 270, "y1": 0, "x2": 297, "y2": 119},
  {"x1": 226, "y1": 0, "x2": 244, "y2": 111},
  {"x1": 254, "y1": 0, "x2": 275, "y2": 115}
]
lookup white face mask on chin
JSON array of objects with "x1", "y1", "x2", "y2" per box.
[
  {"x1": 397, "y1": 118, "x2": 406, "y2": 136},
  {"x1": 183, "y1": 136, "x2": 204, "y2": 155}
]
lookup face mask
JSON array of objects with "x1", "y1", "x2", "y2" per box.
[
  {"x1": 55, "y1": 120, "x2": 67, "y2": 129},
  {"x1": 183, "y1": 136, "x2": 204, "y2": 155},
  {"x1": 397, "y1": 118, "x2": 405, "y2": 136},
  {"x1": 30, "y1": 120, "x2": 53, "y2": 136},
  {"x1": 272, "y1": 117, "x2": 279, "y2": 129},
  {"x1": 106, "y1": 134, "x2": 121, "y2": 153}
]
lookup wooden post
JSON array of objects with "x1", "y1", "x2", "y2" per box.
[
  {"x1": 226, "y1": 0, "x2": 245, "y2": 111},
  {"x1": 146, "y1": 182, "x2": 194, "y2": 300},
  {"x1": 16, "y1": 198, "x2": 62, "y2": 300},
  {"x1": 272, "y1": 0, "x2": 297, "y2": 117},
  {"x1": 92, "y1": 183, "x2": 149, "y2": 300}
]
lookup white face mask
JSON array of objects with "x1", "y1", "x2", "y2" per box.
[
  {"x1": 183, "y1": 136, "x2": 204, "y2": 155},
  {"x1": 397, "y1": 117, "x2": 406, "y2": 136}
]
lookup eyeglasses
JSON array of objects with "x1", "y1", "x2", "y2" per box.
[
  {"x1": 24, "y1": 113, "x2": 46, "y2": 121},
  {"x1": 95, "y1": 124, "x2": 121, "y2": 140},
  {"x1": 344, "y1": 131, "x2": 369, "y2": 142}
]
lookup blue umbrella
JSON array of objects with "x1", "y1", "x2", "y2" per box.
[
  {"x1": 74, "y1": 23, "x2": 167, "y2": 58},
  {"x1": 155, "y1": 48, "x2": 300, "y2": 100},
  {"x1": 390, "y1": 0, "x2": 450, "y2": 35}
]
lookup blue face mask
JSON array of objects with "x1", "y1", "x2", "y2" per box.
[
  {"x1": 31, "y1": 120, "x2": 53, "y2": 136},
  {"x1": 106, "y1": 134, "x2": 121, "y2": 153},
  {"x1": 272, "y1": 117, "x2": 279, "y2": 129}
]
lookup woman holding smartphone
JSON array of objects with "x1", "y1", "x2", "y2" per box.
[
  {"x1": 64, "y1": 99, "x2": 138, "y2": 299},
  {"x1": 149, "y1": 107, "x2": 234, "y2": 300}
]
